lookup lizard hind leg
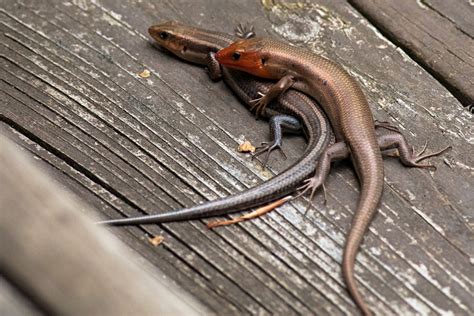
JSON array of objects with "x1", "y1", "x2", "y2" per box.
[
  {"x1": 378, "y1": 133, "x2": 451, "y2": 170},
  {"x1": 296, "y1": 176, "x2": 324, "y2": 215},
  {"x1": 252, "y1": 114, "x2": 301, "y2": 169},
  {"x1": 294, "y1": 142, "x2": 350, "y2": 214},
  {"x1": 252, "y1": 141, "x2": 286, "y2": 169}
]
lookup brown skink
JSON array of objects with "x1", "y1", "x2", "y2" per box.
[
  {"x1": 216, "y1": 38, "x2": 449, "y2": 315},
  {"x1": 98, "y1": 23, "x2": 332, "y2": 226}
]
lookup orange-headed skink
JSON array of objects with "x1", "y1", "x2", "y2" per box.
[
  {"x1": 216, "y1": 37, "x2": 450, "y2": 315},
  {"x1": 99, "y1": 23, "x2": 332, "y2": 228}
]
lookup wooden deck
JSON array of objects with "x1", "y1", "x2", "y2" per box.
[{"x1": 1, "y1": 0, "x2": 473, "y2": 315}]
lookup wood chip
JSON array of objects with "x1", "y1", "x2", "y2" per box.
[
  {"x1": 148, "y1": 235, "x2": 164, "y2": 246},
  {"x1": 138, "y1": 69, "x2": 151, "y2": 78},
  {"x1": 207, "y1": 195, "x2": 293, "y2": 229},
  {"x1": 238, "y1": 140, "x2": 255, "y2": 153}
]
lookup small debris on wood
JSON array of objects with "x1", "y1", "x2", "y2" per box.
[
  {"x1": 148, "y1": 235, "x2": 164, "y2": 246},
  {"x1": 443, "y1": 158, "x2": 453, "y2": 169},
  {"x1": 238, "y1": 140, "x2": 256, "y2": 153},
  {"x1": 207, "y1": 195, "x2": 292, "y2": 228},
  {"x1": 138, "y1": 69, "x2": 151, "y2": 78}
]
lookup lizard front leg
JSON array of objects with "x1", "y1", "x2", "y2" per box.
[{"x1": 250, "y1": 75, "x2": 295, "y2": 118}]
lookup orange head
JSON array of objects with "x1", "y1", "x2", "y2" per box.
[{"x1": 216, "y1": 38, "x2": 278, "y2": 79}]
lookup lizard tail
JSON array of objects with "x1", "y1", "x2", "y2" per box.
[
  {"x1": 342, "y1": 171, "x2": 383, "y2": 316},
  {"x1": 342, "y1": 230, "x2": 373, "y2": 316},
  {"x1": 96, "y1": 156, "x2": 316, "y2": 227}
]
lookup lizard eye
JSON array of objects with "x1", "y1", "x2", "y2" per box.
[
  {"x1": 159, "y1": 31, "x2": 169, "y2": 40},
  {"x1": 232, "y1": 52, "x2": 241, "y2": 61},
  {"x1": 261, "y1": 58, "x2": 266, "y2": 65}
]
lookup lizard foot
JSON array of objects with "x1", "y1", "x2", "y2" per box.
[
  {"x1": 250, "y1": 92, "x2": 270, "y2": 118},
  {"x1": 252, "y1": 141, "x2": 287, "y2": 169},
  {"x1": 294, "y1": 175, "x2": 325, "y2": 215},
  {"x1": 405, "y1": 141, "x2": 451, "y2": 170},
  {"x1": 234, "y1": 23, "x2": 255, "y2": 39},
  {"x1": 378, "y1": 133, "x2": 451, "y2": 171}
]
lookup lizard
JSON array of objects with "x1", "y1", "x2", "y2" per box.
[
  {"x1": 215, "y1": 37, "x2": 450, "y2": 315},
  {"x1": 98, "y1": 22, "x2": 332, "y2": 226}
]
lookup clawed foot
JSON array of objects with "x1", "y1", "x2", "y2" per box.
[
  {"x1": 252, "y1": 141, "x2": 286, "y2": 169},
  {"x1": 406, "y1": 141, "x2": 451, "y2": 170},
  {"x1": 250, "y1": 92, "x2": 269, "y2": 118},
  {"x1": 378, "y1": 133, "x2": 451, "y2": 171},
  {"x1": 235, "y1": 23, "x2": 255, "y2": 39},
  {"x1": 294, "y1": 176, "x2": 324, "y2": 215}
]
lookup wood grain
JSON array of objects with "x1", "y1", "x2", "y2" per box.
[
  {"x1": 1, "y1": 0, "x2": 472, "y2": 314},
  {"x1": 349, "y1": 0, "x2": 474, "y2": 107},
  {"x1": 0, "y1": 136, "x2": 204, "y2": 315},
  {"x1": 0, "y1": 276, "x2": 42, "y2": 316}
]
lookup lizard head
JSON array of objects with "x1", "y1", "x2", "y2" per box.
[
  {"x1": 215, "y1": 38, "x2": 278, "y2": 79},
  {"x1": 148, "y1": 21, "x2": 212, "y2": 64}
]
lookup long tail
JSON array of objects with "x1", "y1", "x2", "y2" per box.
[
  {"x1": 342, "y1": 152, "x2": 384, "y2": 315},
  {"x1": 97, "y1": 200, "x2": 248, "y2": 226},
  {"x1": 97, "y1": 149, "x2": 318, "y2": 226}
]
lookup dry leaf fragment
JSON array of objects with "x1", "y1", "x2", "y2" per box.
[
  {"x1": 148, "y1": 235, "x2": 164, "y2": 246},
  {"x1": 238, "y1": 140, "x2": 255, "y2": 153},
  {"x1": 138, "y1": 69, "x2": 151, "y2": 78},
  {"x1": 207, "y1": 195, "x2": 292, "y2": 228}
]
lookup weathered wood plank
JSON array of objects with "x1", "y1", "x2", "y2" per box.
[
  {"x1": 0, "y1": 123, "x2": 227, "y2": 315},
  {"x1": 0, "y1": 276, "x2": 42, "y2": 316},
  {"x1": 1, "y1": 0, "x2": 472, "y2": 314},
  {"x1": 0, "y1": 136, "x2": 205, "y2": 315},
  {"x1": 1, "y1": 1, "x2": 350, "y2": 314},
  {"x1": 349, "y1": 0, "x2": 474, "y2": 107}
]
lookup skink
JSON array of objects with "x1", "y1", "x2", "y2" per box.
[
  {"x1": 216, "y1": 37, "x2": 449, "y2": 315},
  {"x1": 98, "y1": 22, "x2": 332, "y2": 226}
]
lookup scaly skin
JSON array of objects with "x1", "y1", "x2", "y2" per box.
[
  {"x1": 97, "y1": 22, "x2": 332, "y2": 226},
  {"x1": 216, "y1": 37, "x2": 450, "y2": 315}
]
